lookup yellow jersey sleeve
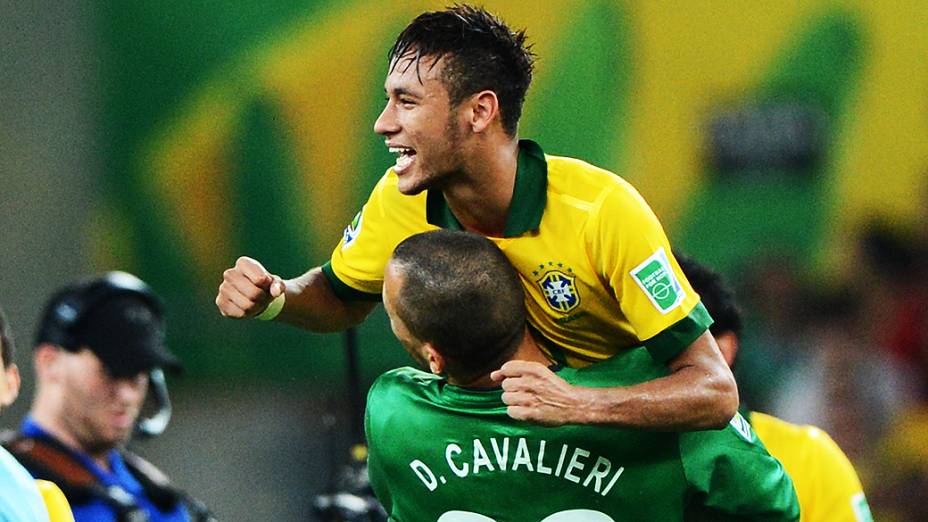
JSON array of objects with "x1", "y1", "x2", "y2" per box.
[
  {"x1": 587, "y1": 178, "x2": 708, "y2": 360},
  {"x1": 750, "y1": 411, "x2": 872, "y2": 522},
  {"x1": 325, "y1": 169, "x2": 432, "y2": 299}
]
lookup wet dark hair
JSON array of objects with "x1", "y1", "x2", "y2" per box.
[
  {"x1": 388, "y1": 4, "x2": 535, "y2": 137},
  {"x1": 390, "y1": 230, "x2": 526, "y2": 383}
]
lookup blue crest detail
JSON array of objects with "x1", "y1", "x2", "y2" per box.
[{"x1": 537, "y1": 270, "x2": 580, "y2": 313}]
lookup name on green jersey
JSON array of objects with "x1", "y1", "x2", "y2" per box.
[{"x1": 408, "y1": 436, "x2": 625, "y2": 497}]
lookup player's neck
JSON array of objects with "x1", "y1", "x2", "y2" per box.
[
  {"x1": 442, "y1": 137, "x2": 519, "y2": 237},
  {"x1": 450, "y1": 330, "x2": 550, "y2": 388},
  {"x1": 506, "y1": 331, "x2": 552, "y2": 366}
]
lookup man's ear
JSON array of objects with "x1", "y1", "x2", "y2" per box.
[
  {"x1": 423, "y1": 343, "x2": 446, "y2": 375},
  {"x1": 714, "y1": 332, "x2": 739, "y2": 368},
  {"x1": 467, "y1": 90, "x2": 500, "y2": 134},
  {"x1": 34, "y1": 343, "x2": 63, "y2": 381},
  {"x1": 0, "y1": 363, "x2": 20, "y2": 407}
]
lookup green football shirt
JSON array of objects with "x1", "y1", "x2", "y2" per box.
[{"x1": 365, "y1": 350, "x2": 799, "y2": 521}]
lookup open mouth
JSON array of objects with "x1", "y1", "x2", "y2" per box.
[{"x1": 389, "y1": 146, "x2": 417, "y2": 174}]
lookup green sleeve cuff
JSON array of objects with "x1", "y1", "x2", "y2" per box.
[
  {"x1": 644, "y1": 302, "x2": 714, "y2": 363},
  {"x1": 320, "y1": 262, "x2": 382, "y2": 302}
]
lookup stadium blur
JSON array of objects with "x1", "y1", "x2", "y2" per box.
[{"x1": 2, "y1": 1, "x2": 926, "y2": 520}]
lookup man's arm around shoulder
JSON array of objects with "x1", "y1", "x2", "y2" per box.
[{"x1": 493, "y1": 331, "x2": 738, "y2": 430}]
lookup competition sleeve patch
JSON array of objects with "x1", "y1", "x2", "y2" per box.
[{"x1": 630, "y1": 247, "x2": 685, "y2": 314}]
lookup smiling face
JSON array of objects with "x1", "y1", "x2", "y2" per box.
[
  {"x1": 373, "y1": 54, "x2": 470, "y2": 195},
  {"x1": 56, "y1": 349, "x2": 149, "y2": 454}
]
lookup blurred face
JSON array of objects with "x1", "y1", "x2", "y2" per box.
[
  {"x1": 383, "y1": 263, "x2": 429, "y2": 368},
  {"x1": 0, "y1": 332, "x2": 22, "y2": 413},
  {"x1": 0, "y1": 364, "x2": 19, "y2": 413},
  {"x1": 373, "y1": 54, "x2": 469, "y2": 195},
  {"x1": 57, "y1": 349, "x2": 149, "y2": 453},
  {"x1": 0, "y1": 343, "x2": 6, "y2": 408},
  {"x1": 0, "y1": 344, "x2": 12, "y2": 412}
]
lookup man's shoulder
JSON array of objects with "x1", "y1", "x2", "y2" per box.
[
  {"x1": 0, "y1": 445, "x2": 52, "y2": 521},
  {"x1": 0, "y1": 444, "x2": 37, "y2": 486},
  {"x1": 750, "y1": 411, "x2": 826, "y2": 447},
  {"x1": 370, "y1": 367, "x2": 441, "y2": 397},
  {"x1": 544, "y1": 154, "x2": 647, "y2": 211},
  {"x1": 749, "y1": 411, "x2": 853, "y2": 466},
  {"x1": 367, "y1": 368, "x2": 444, "y2": 437}
]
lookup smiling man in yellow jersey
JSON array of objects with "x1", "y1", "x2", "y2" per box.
[
  {"x1": 677, "y1": 254, "x2": 873, "y2": 522},
  {"x1": 216, "y1": 5, "x2": 738, "y2": 430}
]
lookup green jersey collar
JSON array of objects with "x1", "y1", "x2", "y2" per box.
[
  {"x1": 441, "y1": 383, "x2": 505, "y2": 407},
  {"x1": 425, "y1": 139, "x2": 548, "y2": 237}
]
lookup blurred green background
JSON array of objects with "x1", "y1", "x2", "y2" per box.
[{"x1": 3, "y1": 1, "x2": 926, "y2": 519}]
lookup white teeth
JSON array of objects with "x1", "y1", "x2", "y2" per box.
[{"x1": 387, "y1": 146, "x2": 416, "y2": 174}]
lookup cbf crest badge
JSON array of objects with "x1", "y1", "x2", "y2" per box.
[{"x1": 536, "y1": 270, "x2": 580, "y2": 313}]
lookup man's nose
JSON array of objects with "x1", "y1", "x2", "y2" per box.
[{"x1": 374, "y1": 103, "x2": 399, "y2": 136}]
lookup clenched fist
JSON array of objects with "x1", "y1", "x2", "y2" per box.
[{"x1": 216, "y1": 256, "x2": 286, "y2": 319}]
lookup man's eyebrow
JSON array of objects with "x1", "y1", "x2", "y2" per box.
[{"x1": 385, "y1": 86, "x2": 419, "y2": 98}]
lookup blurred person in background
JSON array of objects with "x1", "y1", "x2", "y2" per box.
[
  {"x1": 0, "y1": 306, "x2": 55, "y2": 521},
  {"x1": 364, "y1": 230, "x2": 798, "y2": 521},
  {"x1": 731, "y1": 253, "x2": 808, "y2": 411},
  {"x1": 677, "y1": 254, "x2": 874, "y2": 522},
  {"x1": 870, "y1": 407, "x2": 928, "y2": 522},
  {"x1": 1, "y1": 273, "x2": 213, "y2": 522},
  {"x1": 850, "y1": 217, "x2": 928, "y2": 521},
  {"x1": 767, "y1": 285, "x2": 915, "y2": 464},
  {"x1": 217, "y1": 3, "x2": 737, "y2": 433},
  {"x1": 857, "y1": 220, "x2": 928, "y2": 401}
]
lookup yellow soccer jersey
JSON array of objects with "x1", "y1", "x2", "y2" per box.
[
  {"x1": 324, "y1": 140, "x2": 711, "y2": 366},
  {"x1": 749, "y1": 411, "x2": 873, "y2": 522}
]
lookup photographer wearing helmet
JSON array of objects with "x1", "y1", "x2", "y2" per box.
[{"x1": 2, "y1": 272, "x2": 213, "y2": 522}]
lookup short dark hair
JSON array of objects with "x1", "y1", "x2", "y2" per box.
[
  {"x1": 389, "y1": 4, "x2": 535, "y2": 137},
  {"x1": 676, "y1": 253, "x2": 743, "y2": 338},
  {"x1": 0, "y1": 307, "x2": 14, "y2": 369},
  {"x1": 390, "y1": 230, "x2": 526, "y2": 382}
]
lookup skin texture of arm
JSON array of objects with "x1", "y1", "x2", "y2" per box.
[
  {"x1": 491, "y1": 331, "x2": 739, "y2": 430},
  {"x1": 276, "y1": 267, "x2": 377, "y2": 333},
  {"x1": 216, "y1": 257, "x2": 376, "y2": 333}
]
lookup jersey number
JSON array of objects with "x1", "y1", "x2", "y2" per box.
[{"x1": 438, "y1": 510, "x2": 615, "y2": 521}]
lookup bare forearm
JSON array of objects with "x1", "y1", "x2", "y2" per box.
[
  {"x1": 570, "y1": 363, "x2": 739, "y2": 430},
  {"x1": 577, "y1": 332, "x2": 738, "y2": 430},
  {"x1": 276, "y1": 267, "x2": 376, "y2": 333},
  {"x1": 495, "y1": 332, "x2": 738, "y2": 430}
]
